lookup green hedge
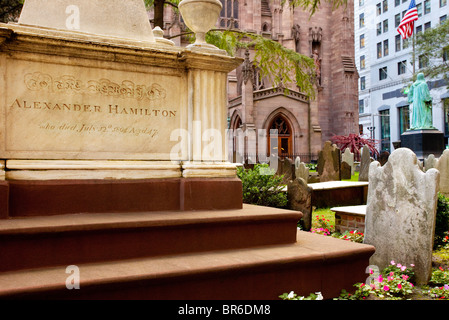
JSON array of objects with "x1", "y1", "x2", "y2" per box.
[{"x1": 236, "y1": 164, "x2": 287, "y2": 209}]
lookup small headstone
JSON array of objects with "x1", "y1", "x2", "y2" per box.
[
  {"x1": 342, "y1": 148, "x2": 355, "y2": 175},
  {"x1": 435, "y1": 149, "x2": 449, "y2": 197},
  {"x1": 340, "y1": 161, "x2": 352, "y2": 180},
  {"x1": 287, "y1": 178, "x2": 313, "y2": 231},
  {"x1": 424, "y1": 154, "x2": 437, "y2": 172},
  {"x1": 294, "y1": 156, "x2": 301, "y2": 170},
  {"x1": 317, "y1": 141, "x2": 341, "y2": 182},
  {"x1": 363, "y1": 148, "x2": 440, "y2": 284},
  {"x1": 295, "y1": 161, "x2": 310, "y2": 183},
  {"x1": 281, "y1": 157, "x2": 295, "y2": 182},
  {"x1": 358, "y1": 145, "x2": 371, "y2": 181}
]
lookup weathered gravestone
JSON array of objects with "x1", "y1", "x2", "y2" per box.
[
  {"x1": 435, "y1": 149, "x2": 449, "y2": 197},
  {"x1": 287, "y1": 177, "x2": 312, "y2": 230},
  {"x1": 317, "y1": 141, "x2": 340, "y2": 182},
  {"x1": 276, "y1": 157, "x2": 294, "y2": 182},
  {"x1": 363, "y1": 148, "x2": 440, "y2": 284},
  {"x1": 342, "y1": 148, "x2": 355, "y2": 176},
  {"x1": 424, "y1": 154, "x2": 437, "y2": 172},
  {"x1": 358, "y1": 145, "x2": 371, "y2": 182},
  {"x1": 295, "y1": 157, "x2": 309, "y2": 182},
  {"x1": 282, "y1": 157, "x2": 295, "y2": 182},
  {"x1": 340, "y1": 161, "x2": 352, "y2": 180}
]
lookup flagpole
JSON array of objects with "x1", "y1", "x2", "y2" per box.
[{"x1": 412, "y1": 32, "x2": 416, "y2": 75}]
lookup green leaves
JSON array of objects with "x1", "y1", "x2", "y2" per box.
[
  {"x1": 205, "y1": 30, "x2": 317, "y2": 99},
  {"x1": 282, "y1": 0, "x2": 348, "y2": 17},
  {"x1": 414, "y1": 19, "x2": 449, "y2": 88},
  {"x1": 237, "y1": 164, "x2": 288, "y2": 209}
]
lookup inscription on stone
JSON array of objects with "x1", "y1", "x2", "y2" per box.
[{"x1": 3, "y1": 60, "x2": 186, "y2": 159}]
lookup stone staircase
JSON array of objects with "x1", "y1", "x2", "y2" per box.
[{"x1": 0, "y1": 203, "x2": 374, "y2": 300}]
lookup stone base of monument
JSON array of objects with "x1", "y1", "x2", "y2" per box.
[
  {"x1": 400, "y1": 129, "x2": 445, "y2": 161},
  {"x1": 1, "y1": 178, "x2": 243, "y2": 218},
  {"x1": 0, "y1": 205, "x2": 374, "y2": 299}
]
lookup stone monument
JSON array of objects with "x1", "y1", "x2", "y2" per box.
[
  {"x1": 317, "y1": 141, "x2": 340, "y2": 182},
  {"x1": 0, "y1": 0, "x2": 243, "y2": 218},
  {"x1": 363, "y1": 148, "x2": 439, "y2": 284},
  {"x1": 341, "y1": 148, "x2": 355, "y2": 176},
  {"x1": 0, "y1": 1, "x2": 376, "y2": 300},
  {"x1": 400, "y1": 73, "x2": 444, "y2": 161},
  {"x1": 358, "y1": 145, "x2": 371, "y2": 182}
]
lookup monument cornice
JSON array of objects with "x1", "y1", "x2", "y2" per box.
[
  {"x1": 0, "y1": 23, "x2": 242, "y2": 74},
  {"x1": 0, "y1": 27, "x2": 13, "y2": 46}
]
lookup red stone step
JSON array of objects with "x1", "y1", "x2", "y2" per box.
[
  {"x1": 0, "y1": 230, "x2": 375, "y2": 300},
  {"x1": 0, "y1": 204, "x2": 301, "y2": 273}
]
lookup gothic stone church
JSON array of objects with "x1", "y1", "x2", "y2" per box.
[{"x1": 163, "y1": 0, "x2": 359, "y2": 163}]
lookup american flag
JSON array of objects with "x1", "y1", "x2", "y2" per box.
[{"x1": 397, "y1": 0, "x2": 419, "y2": 39}]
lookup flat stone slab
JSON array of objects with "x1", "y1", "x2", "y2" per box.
[
  {"x1": 331, "y1": 205, "x2": 367, "y2": 216},
  {"x1": 308, "y1": 181, "x2": 369, "y2": 190}
]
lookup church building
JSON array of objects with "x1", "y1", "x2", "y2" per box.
[{"x1": 161, "y1": 0, "x2": 360, "y2": 163}]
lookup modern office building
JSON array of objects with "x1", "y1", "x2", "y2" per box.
[{"x1": 355, "y1": 0, "x2": 448, "y2": 153}]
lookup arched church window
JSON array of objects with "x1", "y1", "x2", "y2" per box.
[
  {"x1": 253, "y1": 67, "x2": 265, "y2": 91},
  {"x1": 219, "y1": 0, "x2": 239, "y2": 28}
]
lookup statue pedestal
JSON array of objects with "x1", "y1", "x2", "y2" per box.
[{"x1": 400, "y1": 129, "x2": 445, "y2": 161}]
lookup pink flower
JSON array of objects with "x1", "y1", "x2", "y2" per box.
[
  {"x1": 383, "y1": 285, "x2": 390, "y2": 291},
  {"x1": 401, "y1": 265, "x2": 406, "y2": 271},
  {"x1": 410, "y1": 264, "x2": 415, "y2": 267},
  {"x1": 397, "y1": 263, "x2": 402, "y2": 268},
  {"x1": 398, "y1": 284, "x2": 402, "y2": 289},
  {"x1": 389, "y1": 271, "x2": 395, "y2": 277},
  {"x1": 377, "y1": 275, "x2": 384, "y2": 283},
  {"x1": 390, "y1": 260, "x2": 395, "y2": 265},
  {"x1": 387, "y1": 276, "x2": 393, "y2": 281},
  {"x1": 369, "y1": 268, "x2": 374, "y2": 275},
  {"x1": 402, "y1": 275, "x2": 409, "y2": 280}
]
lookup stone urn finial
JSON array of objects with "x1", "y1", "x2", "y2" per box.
[{"x1": 178, "y1": 0, "x2": 226, "y2": 54}]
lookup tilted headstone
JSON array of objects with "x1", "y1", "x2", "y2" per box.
[
  {"x1": 287, "y1": 178, "x2": 313, "y2": 231},
  {"x1": 358, "y1": 145, "x2": 371, "y2": 181},
  {"x1": 363, "y1": 148, "x2": 440, "y2": 284},
  {"x1": 435, "y1": 149, "x2": 449, "y2": 197},
  {"x1": 317, "y1": 141, "x2": 340, "y2": 182},
  {"x1": 342, "y1": 148, "x2": 355, "y2": 175}
]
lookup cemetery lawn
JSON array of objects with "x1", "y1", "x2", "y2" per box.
[{"x1": 342, "y1": 171, "x2": 359, "y2": 182}]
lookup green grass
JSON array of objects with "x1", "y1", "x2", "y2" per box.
[
  {"x1": 342, "y1": 171, "x2": 359, "y2": 182},
  {"x1": 311, "y1": 207, "x2": 335, "y2": 231}
]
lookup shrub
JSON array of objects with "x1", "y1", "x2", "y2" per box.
[
  {"x1": 236, "y1": 164, "x2": 288, "y2": 208},
  {"x1": 336, "y1": 262, "x2": 416, "y2": 300},
  {"x1": 435, "y1": 193, "x2": 449, "y2": 249}
]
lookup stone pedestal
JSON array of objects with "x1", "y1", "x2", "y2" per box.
[
  {"x1": 0, "y1": 10, "x2": 243, "y2": 218},
  {"x1": 400, "y1": 129, "x2": 445, "y2": 161}
]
